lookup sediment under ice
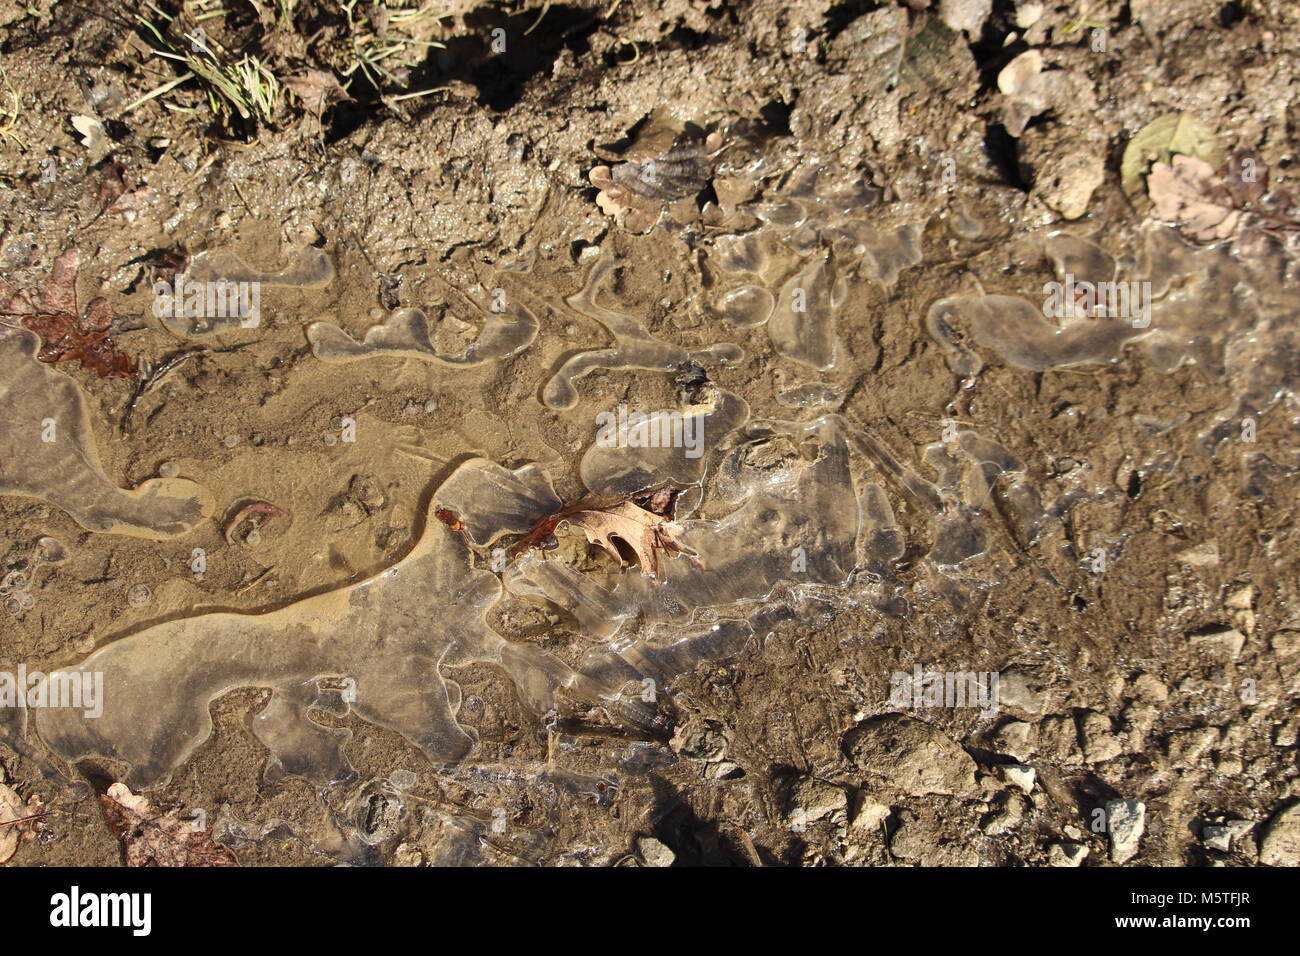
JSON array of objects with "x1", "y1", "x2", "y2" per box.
[
  {"x1": 0, "y1": 325, "x2": 212, "y2": 538},
  {"x1": 543, "y1": 252, "x2": 744, "y2": 409},
  {"x1": 160, "y1": 245, "x2": 335, "y2": 338},
  {"x1": 32, "y1": 372, "x2": 1086, "y2": 795},
  {"x1": 14, "y1": 135, "x2": 1293, "y2": 862},
  {"x1": 925, "y1": 227, "x2": 1297, "y2": 453}
]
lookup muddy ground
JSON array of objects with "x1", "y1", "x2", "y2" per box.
[{"x1": 0, "y1": 0, "x2": 1298, "y2": 866}]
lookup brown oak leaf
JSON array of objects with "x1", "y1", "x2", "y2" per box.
[
  {"x1": 510, "y1": 497, "x2": 697, "y2": 579},
  {"x1": 0, "y1": 249, "x2": 137, "y2": 378},
  {"x1": 99, "y1": 782, "x2": 238, "y2": 867}
]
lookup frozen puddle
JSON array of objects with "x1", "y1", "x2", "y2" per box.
[{"x1": 4, "y1": 117, "x2": 1297, "y2": 860}]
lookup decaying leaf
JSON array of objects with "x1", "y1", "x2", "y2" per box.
[
  {"x1": 99, "y1": 782, "x2": 238, "y2": 867},
  {"x1": 434, "y1": 507, "x2": 466, "y2": 531},
  {"x1": 590, "y1": 165, "x2": 659, "y2": 234},
  {"x1": 1121, "y1": 112, "x2": 1224, "y2": 199},
  {"x1": 70, "y1": 113, "x2": 110, "y2": 161},
  {"x1": 0, "y1": 248, "x2": 137, "y2": 378},
  {"x1": 510, "y1": 496, "x2": 697, "y2": 579},
  {"x1": 1148, "y1": 154, "x2": 1241, "y2": 243},
  {"x1": 590, "y1": 121, "x2": 723, "y2": 235},
  {"x1": 97, "y1": 161, "x2": 155, "y2": 216},
  {"x1": 0, "y1": 782, "x2": 46, "y2": 865},
  {"x1": 284, "y1": 70, "x2": 353, "y2": 115}
]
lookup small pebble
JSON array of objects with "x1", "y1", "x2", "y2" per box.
[
  {"x1": 35, "y1": 536, "x2": 68, "y2": 564},
  {"x1": 390, "y1": 769, "x2": 417, "y2": 790},
  {"x1": 636, "y1": 836, "x2": 675, "y2": 867},
  {"x1": 126, "y1": 583, "x2": 152, "y2": 607}
]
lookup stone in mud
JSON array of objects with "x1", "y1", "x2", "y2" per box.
[
  {"x1": 1081, "y1": 712, "x2": 1123, "y2": 764},
  {"x1": 1105, "y1": 799, "x2": 1145, "y2": 864},
  {"x1": 1259, "y1": 803, "x2": 1300, "y2": 866},
  {"x1": 843, "y1": 714, "x2": 977, "y2": 796},
  {"x1": 1165, "y1": 726, "x2": 1219, "y2": 767},
  {"x1": 1049, "y1": 842, "x2": 1089, "y2": 867},
  {"x1": 938, "y1": 0, "x2": 991, "y2": 38},
  {"x1": 1020, "y1": 126, "x2": 1105, "y2": 220},
  {"x1": 1202, "y1": 820, "x2": 1252, "y2": 854},
  {"x1": 981, "y1": 792, "x2": 1025, "y2": 835},
  {"x1": 1129, "y1": 673, "x2": 1169, "y2": 702},
  {"x1": 850, "y1": 794, "x2": 891, "y2": 832},
  {"x1": 1189, "y1": 626, "x2": 1246, "y2": 660},
  {"x1": 1015, "y1": 2, "x2": 1044, "y2": 28},
  {"x1": 1272, "y1": 631, "x2": 1300, "y2": 656},
  {"x1": 998, "y1": 763, "x2": 1036, "y2": 794},
  {"x1": 992, "y1": 720, "x2": 1036, "y2": 761},
  {"x1": 785, "y1": 777, "x2": 849, "y2": 826},
  {"x1": 636, "y1": 836, "x2": 676, "y2": 867},
  {"x1": 997, "y1": 670, "x2": 1046, "y2": 715}
]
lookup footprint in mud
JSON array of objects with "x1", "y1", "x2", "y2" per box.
[
  {"x1": 0, "y1": 325, "x2": 212, "y2": 538},
  {"x1": 542, "y1": 251, "x2": 744, "y2": 410},
  {"x1": 157, "y1": 245, "x2": 335, "y2": 338}
]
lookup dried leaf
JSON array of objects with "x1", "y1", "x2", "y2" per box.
[
  {"x1": 0, "y1": 783, "x2": 25, "y2": 864},
  {"x1": 98, "y1": 161, "x2": 155, "y2": 216},
  {"x1": 1, "y1": 249, "x2": 138, "y2": 378},
  {"x1": 1121, "y1": 112, "x2": 1224, "y2": 199},
  {"x1": 284, "y1": 70, "x2": 353, "y2": 115},
  {"x1": 97, "y1": 160, "x2": 129, "y2": 211},
  {"x1": 590, "y1": 124, "x2": 722, "y2": 234},
  {"x1": 100, "y1": 782, "x2": 238, "y2": 867},
  {"x1": 1148, "y1": 154, "x2": 1241, "y2": 243},
  {"x1": 70, "y1": 114, "x2": 109, "y2": 160},
  {"x1": 0, "y1": 783, "x2": 45, "y2": 865},
  {"x1": 434, "y1": 507, "x2": 466, "y2": 531},
  {"x1": 511, "y1": 497, "x2": 697, "y2": 579},
  {"x1": 590, "y1": 165, "x2": 659, "y2": 234}
]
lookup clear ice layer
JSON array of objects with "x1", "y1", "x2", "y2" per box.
[
  {"x1": 160, "y1": 246, "x2": 334, "y2": 338},
  {"x1": 308, "y1": 290, "x2": 539, "y2": 366},
  {"x1": 34, "y1": 497, "x2": 640, "y2": 789},
  {"x1": 543, "y1": 252, "x2": 743, "y2": 409},
  {"x1": 0, "y1": 327, "x2": 212, "y2": 538},
  {"x1": 707, "y1": 164, "x2": 921, "y2": 370},
  {"x1": 924, "y1": 227, "x2": 1296, "y2": 453}
]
